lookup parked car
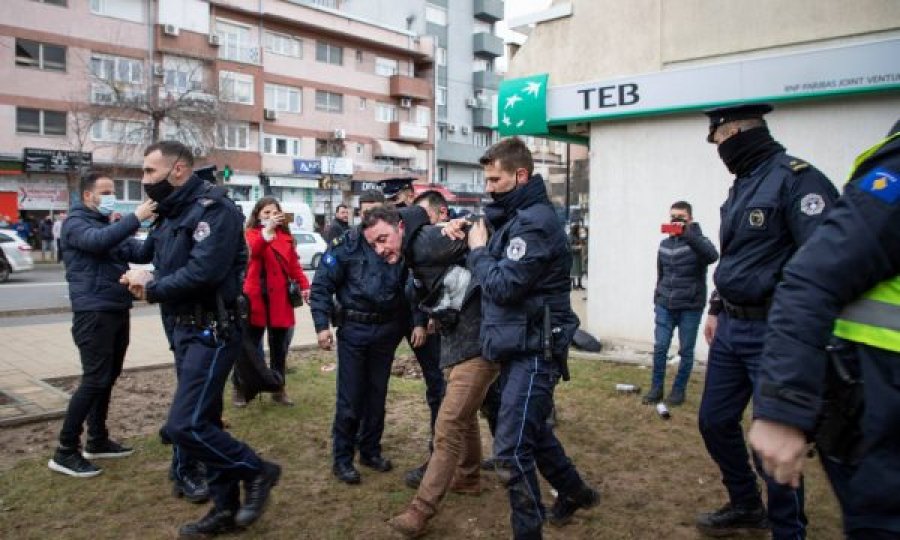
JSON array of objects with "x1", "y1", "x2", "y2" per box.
[
  {"x1": 292, "y1": 229, "x2": 327, "y2": 269},
  {"x1": 0, "y1": 228, "x2": 35, "y2": 282}
]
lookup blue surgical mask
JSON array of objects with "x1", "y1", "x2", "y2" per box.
[{"x1": 97, "y1": 194, "x2": 117, "y2": 216}]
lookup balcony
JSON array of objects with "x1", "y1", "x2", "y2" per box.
[
  {"x1": 218, "y1": 44, "x2": 260, "y2": 65},
  {"x1": 437, "y1": 141, "x2": 484, "y2": 166},
  {"x1": 389, "y1": 122, "x2": 429, "y2": 143},
  {"x1": 473, "y1": 70, "x2": 501, "y2": 90},
  {"x1": 389, "y1": 75, "x2": 432, "y2": 100},
  {"x1": 472, "y1": 107, "x2": 493, "y2": 129},
  {"x1": 473, "y1": 32, "x2": 503, "y2": 58},
  {"x1": 474, "y1": 0, "x2": 504, "y2": 23}
]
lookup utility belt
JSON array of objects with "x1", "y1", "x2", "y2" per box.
[
  {"x1": 173, "y1": 311, "x2": 238, "y2": 328},
  {"x1": 721, "y1": 297, "x2": 771, "y2": 320},
  {"x1": 339, "y1": 308, "x2": 394, "y2": 325},
  {"x1": 171, "y1": 294, "x2": 241, "y2": 340},
  {"x1": 815, "y1": 339, "x2": 866, "y2": 465}
]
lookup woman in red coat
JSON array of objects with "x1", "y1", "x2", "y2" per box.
[{"x1": 238, "y1": 197, "x2": 310, "y2": 406}]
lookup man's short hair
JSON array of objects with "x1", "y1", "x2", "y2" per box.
[
  {"x1": 479, "y1": 137, "x2": 534, "y2": 176},
  {"x1": 79, "y1": 171, "x2": 108, "y2": 195},
  {"x1": 335, "y1": 204, "x2": 348, "y2": 214},
  {"x1": 358, "y1": 189, "x2": 385, "y2": 206},
  {"x1": 360, "y1": 205, "x2": 401, "y2": 231},
  {"x1": 144, "y1": 140, "x2": 194, "y2": 167},
  {"x1": 671, "y1": 200, "x2": 693, "y2": 216},
  {"x1": 412, "y1": 190, "x2": 448, "y2": 211}
]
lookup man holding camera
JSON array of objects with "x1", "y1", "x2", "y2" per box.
[{"x1": 643, "y1": 200, "x2": 718, "y2": 406}]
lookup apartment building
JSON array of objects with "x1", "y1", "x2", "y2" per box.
[
  {"x1": 339, "y1": 0, "x2": 505, "y2": 208},
  {"x1": 0, "y1": 0, "x2": 435, "y2": 227}
]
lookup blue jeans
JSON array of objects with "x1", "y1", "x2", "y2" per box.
[
  {"x1": 493, "y1": 353, "x2": 585, "y2": 539},
  {"x1": 699, "y1": 312, "x2": 807, "y2": 539},
  {"x1": 651, "y1": 305, "x2": 702, "y2": 391}
]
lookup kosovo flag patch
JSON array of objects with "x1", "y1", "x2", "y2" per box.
[{"x1": 857, "y1": 167, "x2": 900, "y2": 204}]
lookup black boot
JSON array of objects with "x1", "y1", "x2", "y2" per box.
[
  {"x1": 548, "y1": 484, "x2": 600, "y2": 526},
  {"x1": 333, "y1": 462, "x2": 361, "y2": 485},
  {"x1": 666, "y1": 386, "x2": 686, "y2": 407},
  {"x1": 178, "y1": 508, "x2": 241, "y2": 538},
  {"x1": 173, "y1": 463, "x2": 210, "y2": 504},
  {"x1": 404, "y1": 462, "x2": 428, "y2": 489},
  {"x1": 642, "y1": 385, "x2": 664, "y2": 404},
  {"x1": 235, "y1": 461, "x2": 281, "y2": 527},
  {"x1": 696, "y1": 502, "x2": 769, "y2": 536}
]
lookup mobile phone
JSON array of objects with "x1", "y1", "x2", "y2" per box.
[{"x1": 661, "y1": 222, "x2": 684, "y2": 235}]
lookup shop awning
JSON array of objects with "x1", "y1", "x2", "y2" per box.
[
  {"x1": 374, "y1": 139, "x2": 419, "y2": 160},
  {"x1": 412, "y1": 183, "x2": 456, "y2": 202}
]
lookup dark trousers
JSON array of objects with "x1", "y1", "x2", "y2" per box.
[
  {"x1": 332, "y1": 320, "x2": 404, "y2": 466},
  {"x1": 59, "y1": 311, "x2": 130, "y2": 449},
  {"x1": 407, "y1": 330, "x2": 445, "y2": 442},
  {"x1": 164, "y1": 325, "x2": 263, "y2": 512},
  {"x1": 819, "y1": 342, "x2": 900, "y2": 537},
  {"x1": 247, "y1": 325, "x2": 289, "y2": 378},
  {"x1": 699, "y1": 312, "x2": 807, "y2": 539},
  {"x1": 493, "y1": 353, "x2": 584, "y2": 539}
]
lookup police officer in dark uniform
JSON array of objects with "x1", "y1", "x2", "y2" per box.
[
  {"x1": 379, "y1": 178, "x2": 446, "y2": 488},
  {"x1": 310, "y1": 193, "x2": 408, "y2": 485},
  {"x1": 461, "y1": 137, "x2": 598, "y2": 539},
  {"x1": 748, "y1": 120, "x2": 900, "y2": 539},
  {"x1": 696, "y1": 104, "x2": 839, "y2": 538},
  {"x1": 122, "y1": 141, "x2": 280, "y2": 537}
]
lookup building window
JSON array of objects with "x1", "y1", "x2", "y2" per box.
[
  {"x1": 473, "y1": 169, "x2": 485, "y2": 188},
  {"x1": 15, "y1": 39, "x2": 66, "y2": 72},
  {"x1": 262, "y1": 135, "x2": 299, "y2": 156},
  {"x1": 359, "y1": 97, "x2": 367, "y2": 110},
  {"x1": 356, "y1": 49, "x2": 363, "y2": 63},
  {"x1": 425, "y1": 4, "x2": 447, "y2": 26},
  {"x1": 216, "y1": 20, "x2": 257, "y2": 64},
  {"x1": 473, "y1": 20, "x2": 492, "y2": 34},
  {"x1": 310, "y1": 0, "x2": 338, "y2": 7},
  {"x1": 90, "y1": 0, "x2": 145, "y2": 22},
  {"x1": 265, "y1": 32, "x2": 302, "y2": 58},
  {"x1": 375, "y1": 103, "x2": 397, "y2": 123},
  {"x1": 416, "y1": 106, "x2": 431, "y2": 127},
  {"x1": 436, "y1": 86, "x2": 447, "y2": 107},
  {"x1": 438, "y1": 125, "x2": 447, "y2": 141},
  {"x1": 315, "y1": 138, "x2": 330, "y2": 157},
  {"x1": 90, "y1": 53, "x2": 142, "y2": 84},
  {"x1": 163, "y1": 57, "x2": 203, "y2": 94},
  {"x1": 91, "y1": 119, "x2": 145, "y2": 143},
  {"x1": 217, "y1": 123, "x2": 250, "y2": 150},
  {"x1": 315, "y1": 90, "x2": 343, "y2": 113},
  {"x1": 316, "y1": 41, "x2": 343, "y2": 66},
  {"x1": 32, "y1": 0, "x2": 67, "y2": 5},
  {"x1": 473, "y1": 58, "x2": 493, "y2": 72},
  {"x1": 264, "y1": 84, "x2": 301, "y2": 113},
  {"x1": 219, "y1": 71, "x2": 254, "y2": 105},
  {"x1": 16, "y1": 108, "x2": 66, "y2": 136},
  {"x1": 437, "y1": 165, "x2": 447, "y2": 184},
  {"x1": 436, "y1": 47, "x2": 447, "y2": 66},
  {"x1": 113, "y1": 179, "x2": 143, "y2": 202},
  {"x1": 356, "y1": 143, "x2": 363, "y2": 154},
  {"x1": 473, "y1": 130, "x2": 490, "y2": 147},
  {"x1": 375, "y1": 56, "x2": 398, "y2": 77}
]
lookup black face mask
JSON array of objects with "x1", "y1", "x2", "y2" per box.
[
  {"x1": 144, "y1": 176, "x2": 175, "y2": 202},
  {"x1": 716, "y1": 127, "x2": 784, "y2": 176}
]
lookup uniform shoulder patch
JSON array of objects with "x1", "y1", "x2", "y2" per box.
[
  {"x1": 788, "y1": 159, "x2": 809, "y2": 173},
  {"x1": 331, "y1": 236, "x2": 344, "y2": 247},
  {"x1": 192, "y1": 221, "x2": 211, "y2": 242},
  {"x1": 799, "y1": 193, "x2": 826, "y2": 216},
  {"x1": 323, "y1": 252, "x2": 337, "y2": 267},
  {"x1": 856, "y1": 167, "x2": 900, "y2": 204},
  {"x1": 506, "y1": 237, "x2": 527, "y2": 261}
]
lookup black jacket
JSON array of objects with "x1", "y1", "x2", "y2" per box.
[
  {"x1": 654, "y1": 223, "x2": 719, "y2": 311},
  {"x1": 60, "y1": 204, "x2": 150, "y2": 312}
]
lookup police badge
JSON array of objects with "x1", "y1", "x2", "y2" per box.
[{"x1": 192, "y1": 221, "x2": 211, "y2": 242}]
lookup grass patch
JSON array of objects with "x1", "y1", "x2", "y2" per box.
[{"x1": 0, "y1": 355, "x2": 842, "y2": 539}]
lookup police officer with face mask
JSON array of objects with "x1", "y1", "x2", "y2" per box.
[
  {"x1": 121, "y1": 141, "x2": 280, "y2": 537},
  {"x1": 48, "y1": 172, "x2": 156, "y2": 478},
  {"x1": 696, "y1": 104, "x2": 839, "y2": 539}
]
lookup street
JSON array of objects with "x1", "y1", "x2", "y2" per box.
[{"x1": 0, "y1": 263, "x2": 317, "y2": 325}]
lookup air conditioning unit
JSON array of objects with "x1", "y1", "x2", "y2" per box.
[
  {"x1": 446, "y1": 124, "x2": 456, "y2": 133},
  {"x1": 264, "y1": 108, "x2": 278, "y2": 121},
  {"x1": 333, "y1": 128, "x2": 347, "y2": 140},
  {"x1": 399, "y1": 97, "x2": 413, "y2": 108},
  {"x1": 208, "y1": 34, "x2": 221, "y2": 47},
  {"x1": 192, "y1": 146, "x2": 205, "y2": 157},
  {"x1": 461, "y1": 126, "x2": 470, "y2": 135},
  {"x1": 465, "y1": 97, "x2": 479, "y2": 108},
  {"x1": 163, "y1": 24, "x2": 180, "y2": 37},
  {"x1": 153, "y1": 63, "x2": 164, "y2": 78}
]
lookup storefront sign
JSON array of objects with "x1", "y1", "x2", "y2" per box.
[
  {"x1": 292, "y1": 159, "x2": 322, "y2": 176},
  {"x1": 23, "y1": 148, "x2": 92, "y2": 174},
  {"x1": 268, "y1": 176, "x2": 320, "y2": 189},
  {"x1": 17, "y1": 180, "x2": 69, "y2": 210}
]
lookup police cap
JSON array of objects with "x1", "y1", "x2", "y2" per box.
[
  {"x1": 704, "y1": 103, "x2": 773, "y2": 143},
  {"x1": 378, "y1": 177, "x2": 415, "y2": 199}
]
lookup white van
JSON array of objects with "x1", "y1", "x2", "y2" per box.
[{"x1": 235, "y1": 200, "x2": 314, "y2": 232}]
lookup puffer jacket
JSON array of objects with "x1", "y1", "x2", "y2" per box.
[{"x1": 654, "y1": 222, "x2": 719, "y2": 311}]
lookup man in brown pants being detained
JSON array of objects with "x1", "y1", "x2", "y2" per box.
[{"x1": 361, "y1": 204, "x2": 498, "y2": 536}]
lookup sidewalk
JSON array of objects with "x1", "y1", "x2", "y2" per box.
[{"x1": 0, "y1": 306, "x2": 319, "y2": 426}]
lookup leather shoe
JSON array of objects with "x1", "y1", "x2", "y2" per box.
[
  {"x1": 404, "y1": 463, "x2": 427, "y2": 489},
  {"x1": 178, "y1": 508, "x2": 241, "y2": 538},
  {"x1": 234, "y1": 461, "x2": 281, "y2": 527},
  {"x1": 696, "y1": 502, "x2": 769, "y2": 536},
  {"x1": 333, "y1": 462, "x2": 361, "y2": 484},
  {"x1": 359, "y1": 455, "x2": 393, "y2": 472},
  {"x1": 388, "y1": 504, "x2": 433, "y2": 538},
  {"x1": 549, "y1": 484, "x2": 600, "y2": 526}
]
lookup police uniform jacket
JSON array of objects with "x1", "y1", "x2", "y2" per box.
[
  {"x1": 712, "y1": 151, "x2": 839, "y2": 308},
  {"x1": 754, "y1": 134, "x2": 900, "y2": 433},
  {"x1": 655, "y1": 222, "x2": 719, "y2": 311},
  {"x1": 309, "y1": 227, "x2": 407, "y2": 332},
  {"x1": 144, "y1": 175, "x2": 247, "y2": 316},
  {"x1": 61, "y1": 204, "x2": 151, "y2": 312},
  {"x1": 467, "y1": 175, "x2": 579, "y2": 363}
]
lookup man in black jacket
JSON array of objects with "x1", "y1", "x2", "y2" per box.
[
  {"x1": 324, "y1": 204, "x2": 350, "y2": 243},
  {"x1": 48, "y1": 172, "x2": 157, "y2": 478},
  {"x1": 643, "y1": 201, "x2": 719, "y2": 406}
]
